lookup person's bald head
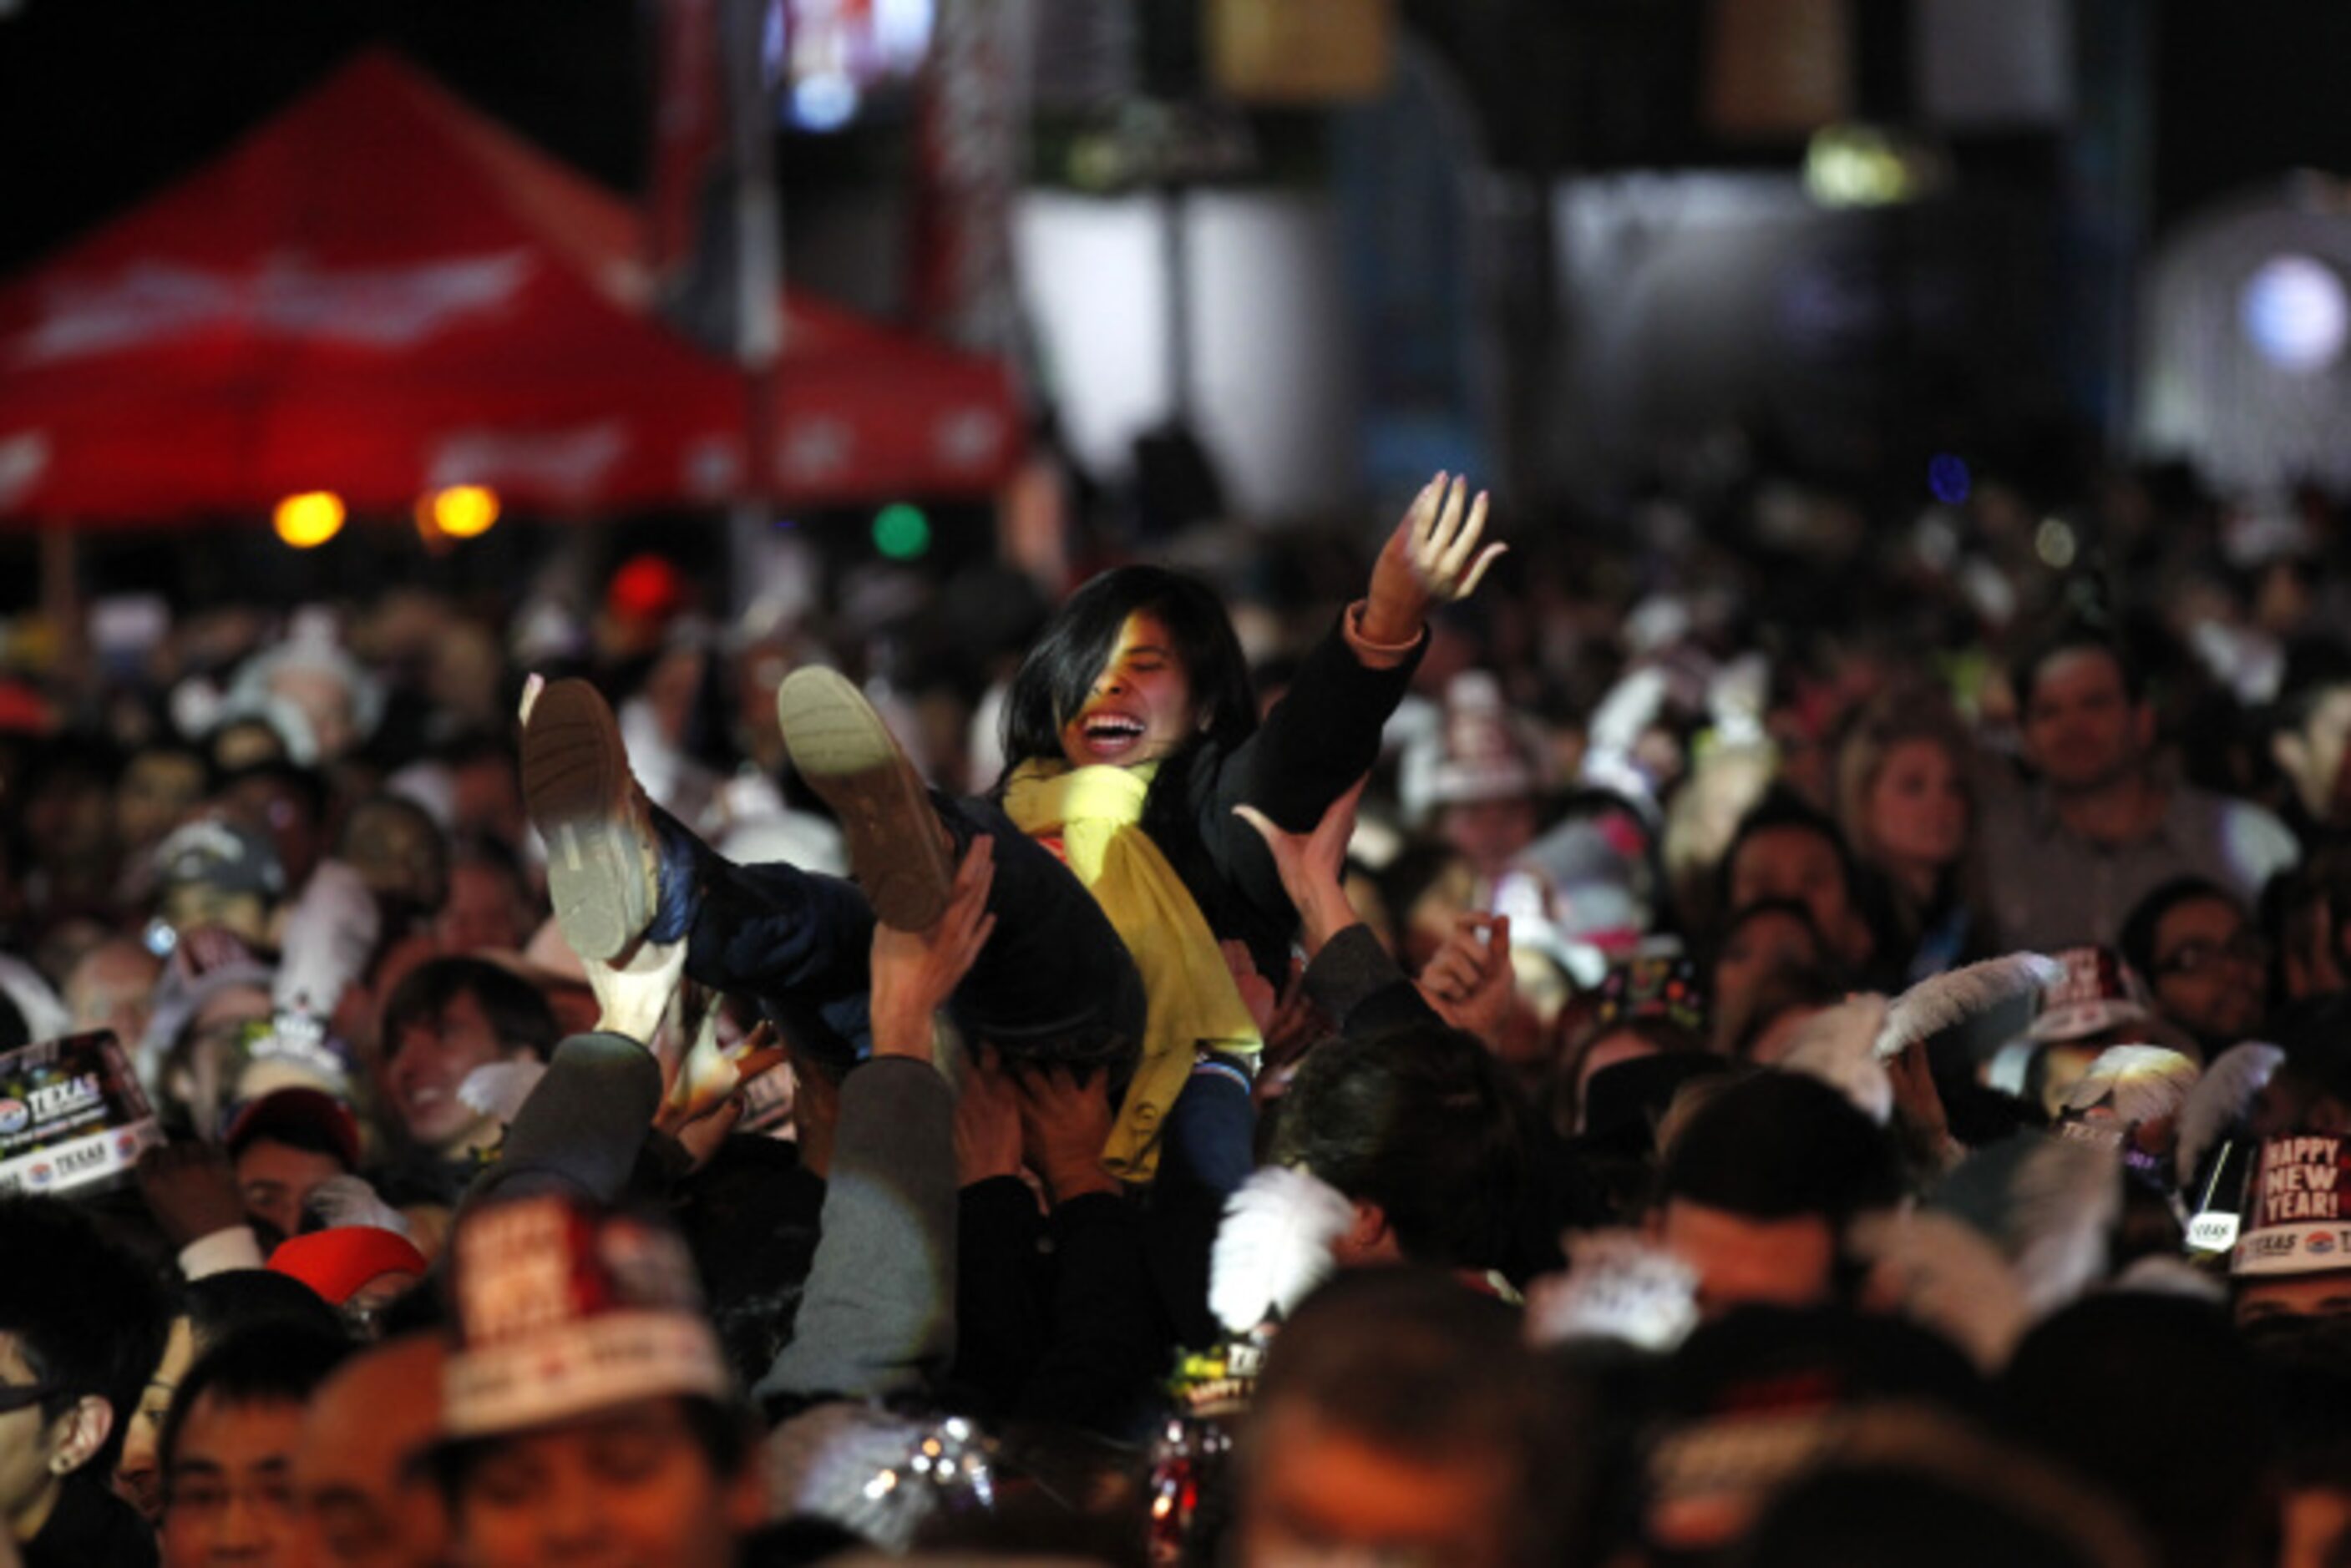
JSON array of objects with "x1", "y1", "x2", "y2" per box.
[
  {"x1": 295, "y1": 1334, "x2": 449, "y2": 1568},
  {"x1": 64, "y1": 937, "x2": 161, "y2": 1047}
]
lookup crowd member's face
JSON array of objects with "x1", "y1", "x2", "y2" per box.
[
  {"x1": 1656, "y1": 1200, "x2": 1838, "y2": 1318},
  {"x1": 169, "y1": 987, "x2": 274, "y2": 1136},
  {"x1": 1439, "y1": 798, "x2": 1539, "y2": 882},
  {"x1": 0, "y1": 1331, "x2": 92, "y2": 1542},
  {"x1": 450, "y1": 758, "x2": 526, "y2": 852},
  {"x1": 2022, "y1": 649, "x2": 2148, "y2": 793},
  {"x1": 267, "y1": 667, "x2": 358, "y2": 766},
  {"x1": 234, "y1": 1137, "x2": 347, "y2": 1242},
  {"x1": 119, "y1": 751, "x2": 209, "y2": 853},
  {"x1": 212, "y1": 721, "x2": 289, "y2": 775},
  {"x1": 2235, "y1": 1272, "x2": 2351, "y2": 1328},
  {"x1": 383, "y1": 990, "x2": 517, "y2": 1151},
  {"x1": 2274, "y1": 685, "x2": 2351, "y2": 828},
  {"x1": 1710, "y1": 908, "x2": 1822, "y2": 1039},
  {"x1": 1058, "y1": 611, "x2": 1200, "y2": 769},
  {"x1": 1728, "y1": 828, "x2": 1857, "y2": 964},
  {"x1": 161, "y1": 885, "x2": 272, "y2": 948},
  {"x1": 1238, "y1": 1401, "x2": 1518, "y2": 1568},
  {"x1": 295, "y1": 1336, "x2": 449, "y2": 1568},
  {"x1": 115, "y1": 1317, "x2": 197, "y2": 1525},
  {"x1": 436, "y1": 862, "x2": 529, "y2": 957},
  {"x1": 65, "y1": 939, "x2": 161, "y2": 1049},
  {"x1": 161, "y1": 1390, "x2": 306, "y2": 1568},
  {"x1": 2150, "y1": 894, "x2": 2267, "y2": 1045},
  {"x1": 1864, "y1": 738, "x2": 1968, "y2": 875},
  {"x1": 2282, "y1": 1486, "x2": 2351, "y2": 1568},
  {"x1": 221, "y1": 776, "x2": 322, "y2": 894},
  {"x1": 23, "y1": 770, "x2": 112, "y2": 867},
  {"x1": 345, "y1": 806, "x2": 447, "y2": 913},
  {"x1": 454, "y1": 1399, "x2": 759, "y2": 1568}
]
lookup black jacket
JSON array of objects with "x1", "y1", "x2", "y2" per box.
[
  {"x1": 1158, "y1": 612, "x2": 1421, "y2": 986},
  {"x1": 25, "y1": 1476, "x2": 157, "y2": 1568}
]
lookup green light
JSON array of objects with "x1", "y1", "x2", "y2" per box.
[{"x1": 873, "y1": 503, "x2": 931, "y2": 559}]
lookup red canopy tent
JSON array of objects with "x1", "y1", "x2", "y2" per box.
[{"x1": 0, "y1": 50, "x2": 1020, "y2": 524}]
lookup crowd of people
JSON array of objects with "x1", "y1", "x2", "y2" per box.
[{"x1": 5, "y1": 443, "x2": 2351, "y2": 1568}]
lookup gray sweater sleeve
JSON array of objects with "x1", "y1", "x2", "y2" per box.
[
  {"x1": 754, "y1": 1056, "x2": 958, "y2": 1404},
  {"x1": 466, "y1": 1032, "x2": 663, "y2": 1209}
]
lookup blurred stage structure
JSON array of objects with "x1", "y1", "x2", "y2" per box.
[
  {"x1": 0, "y1": 50, "x2": 1019, "y2": 526},
  {"x1": 2137, "y1": 175, "x2": 2351, "y2": 498}
]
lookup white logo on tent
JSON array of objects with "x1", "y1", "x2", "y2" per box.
[
  {"x1": 15, "y1": 252, "x2": 535, "y2": 363},
  {"x1": 779, "y1": 417, "x2": 853, "y2": 481},
  {"x1": 934, "y1": 406, "x2": 1003, "y2": 468},
  {"x1": 429, "y1": 422, "x2": 627, "y2": 499},
  {"x1": 0, "y1": 432, "x2": 48, "y2": 508},
  {"x1": 681, "y1": 437, "x2": 741, "y2": 499}
]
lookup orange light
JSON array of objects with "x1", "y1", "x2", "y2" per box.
[
  {"x1": 427, "y1": 484, "x2": 500, "y2": 539},
  {"x1": 273, "y1": 491, "x2": 345, "y2": 549}
]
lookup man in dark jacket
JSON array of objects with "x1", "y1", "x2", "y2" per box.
[{"x1": 0, "y1": 1196, "x2": 170, "y2": 1568}]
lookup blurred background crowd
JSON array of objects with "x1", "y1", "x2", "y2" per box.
[{"x1": 4, "y1": 2, "x2": 2351, "y2": 1565}]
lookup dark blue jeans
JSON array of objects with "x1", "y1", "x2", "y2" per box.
[{"x1": 650, "y1": 797, "x2": 1146, "y2": 1079}]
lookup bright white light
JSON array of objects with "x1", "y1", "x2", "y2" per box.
[
  {"x1": 1806, "y1": 126, "x2": 1912, "y2": 208},
  {"x1": 792, "y1": 73, "x2": 859, "y2": 132},
  {"x1": 2242, "y1": 255, "x2": 2349, "y2": 374},
  {"x1": 873, "y1": 0, "x2": 934, "y2": 70}
]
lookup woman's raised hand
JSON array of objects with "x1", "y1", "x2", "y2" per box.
[
  {"x1": 870, "y1": 836, "x2": 998, "y2": 1060},
  {"x1": 1361, "y1": 473, "x2": 1505, "y2": 645},
  {"x1": 1234, "y1": 776, "x2": 1367, "y2": 957}
]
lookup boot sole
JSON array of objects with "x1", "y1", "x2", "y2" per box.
[
  {"x1": 520, "y1": 679, "x2": 656, "y2": 962},
  {"x1": 777, "y1": 668, "x2": 951, "y2": 932}
]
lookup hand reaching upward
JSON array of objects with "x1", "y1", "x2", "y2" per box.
[
  {"x1": 1234, "y1": 776, "x2": 1367, "y2": 957},
  {"x1": 870, "y1": 836, "x2": 997, "y2": 1060},
  {"x1": 1360, "y1": 473, "x2": 1504, "y2": 645}
]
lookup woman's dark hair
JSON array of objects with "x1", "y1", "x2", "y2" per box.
[{"x1": 998, "y1": 566, "x2": 1257, "y2": 779}]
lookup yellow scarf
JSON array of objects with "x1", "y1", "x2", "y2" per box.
[{"x1": 1001, "y1": 759, "x2": 1261, "y2": 1181}]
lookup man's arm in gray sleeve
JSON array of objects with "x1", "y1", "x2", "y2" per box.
[
  {"x1": 753, "y1": 1055, "x2": 959, "y2": 1405},
  {"x1": 464, "y1": 1033, "x2": 663, "y2": 1210}
]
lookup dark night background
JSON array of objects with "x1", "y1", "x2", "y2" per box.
[{"x1": 4, "y1": 0, "x2": 2348, "y2": 279}]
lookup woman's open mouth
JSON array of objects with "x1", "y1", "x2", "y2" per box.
[{"x1": 1077, "y1": 711, "x2": 1148, "y2": 760}]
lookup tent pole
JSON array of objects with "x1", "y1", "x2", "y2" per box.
[{"x1": 39, "y1": 521, "x2": 83, "y2": 691}]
